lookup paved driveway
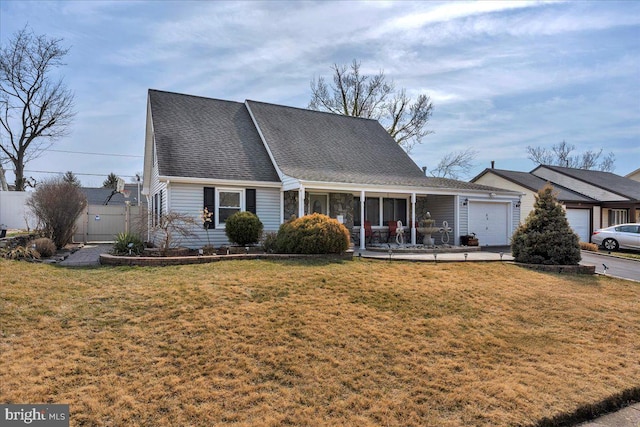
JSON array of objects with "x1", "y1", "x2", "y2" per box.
[{"x1": 580, "y1": 251, "x2": 640, "y2": 282}]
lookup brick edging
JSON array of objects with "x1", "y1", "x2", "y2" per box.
[
  {"x1": 515, "y1": 263, "x2": 596, "y2": 275},
  {"x1": 100, "y1": 251, "x2": 353, "y2": 266}
]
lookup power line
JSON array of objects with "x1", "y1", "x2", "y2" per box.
[
  {"x1": 24, "y1": 169, "x2": 138, "y2": 178},
  {"x1": 46, "y1": 149, "x2": 143, "y2": 158}
]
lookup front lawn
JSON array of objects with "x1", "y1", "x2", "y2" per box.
[{"x1": 1, "y1": 259, "x2": 638, "y2": 426}]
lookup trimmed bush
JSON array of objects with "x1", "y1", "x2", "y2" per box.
[
  {"x1": 225, "y1": 212, "x2": 263, "y2": 246},
  {"x1": 31, "y1": 237, "x2": 56, "y2": 258},
  {"x1": 113, "y1": 232, "x2": 145, "y2": 255},
  {"x1": 511, "y1": 184, "x2": 581, "y2": 265},
  {"x1": 275, "y1": 213, "x2": 350, "y2": 254}
]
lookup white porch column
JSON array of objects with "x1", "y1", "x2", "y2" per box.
[
  {"x1": 360, "y1": 190, "x2": 366, "y2": 250},
  {"x1": 411, "y1": 193, "x2": 416, "y2": 245},
  {"x1": 280, "y1": 190, "x2": 284, "y2": 224},
  {"x1": 298, "y1": 186, "x2": 305, "y2": 218}
]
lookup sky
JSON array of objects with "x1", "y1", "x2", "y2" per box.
[{"x1": 1, "y1": 0, "x2": 639, "y2": 188}]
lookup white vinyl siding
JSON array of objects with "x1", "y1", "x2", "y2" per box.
[
  {"x1": 256, "y1": 189, "x2": 281, "y2": 231},
  {"x1": 167, "y1": 183, "x2": 280, "y2": 248},
  {"x1": 423, "y1": 195, "x2": 455, "y2": 245}
]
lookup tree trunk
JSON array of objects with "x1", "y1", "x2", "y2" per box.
[
  {"x1": 14, "y1": 154, "x2": 25, "y2": 191},
  {"x1": 0, "y1": 165, "x2": 8, "y2": 191}
]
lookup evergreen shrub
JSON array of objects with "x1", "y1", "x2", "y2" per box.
[
  {"x1": 275, "y1": 213, "x2": 350, "y2": 254},
  {"x1": 225, "y1": 212, "x2": 263, "y2": 246},
  {"x1": 511, "y1": 184, "x2": 581, "y2": 265}
]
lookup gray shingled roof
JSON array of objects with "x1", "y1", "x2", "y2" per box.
[
  {"x1": 148, "y1": 90, "x2": 515, "y2": 193},
  {"x1": 473, "y1": 169, "x2": 595, "y2": 202},
  {"x1": 246, "y1": 100, "x2": 429, "y2": 185},
  {"x1": 149, "y1": 90, "x2": 280, "y2": 182},
  {"x1": 534, "y1": 165, "x2": 640, "y2": 201}
]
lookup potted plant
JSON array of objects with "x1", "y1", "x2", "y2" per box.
[{"x1": 461, "y1": 232, "x2": 478, "y2": 246}]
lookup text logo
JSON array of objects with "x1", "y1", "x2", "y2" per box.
[{"x1": 1, "y1": 405, "x2": 69, "y2": 427}]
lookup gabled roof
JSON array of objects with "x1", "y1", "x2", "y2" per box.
[
  {"x1": 533, "y1": 165, "x2": 640, "y2": 201},
  {"x1": 148, "y1": 90, "x2": 280, "y2": 182},
  {"x1": 472, "y1": 168, "x2": 595, "y2": 202},
  {"x1": 246, "y1": 100, "x2": 427, "y2": 186},
  {"x1": 146, "y1": 90, "x2": 516, "y2": 195}
]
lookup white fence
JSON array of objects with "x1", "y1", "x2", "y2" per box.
[{"x1": 0, "y1": 191, "x2": 35, "y2": 230}]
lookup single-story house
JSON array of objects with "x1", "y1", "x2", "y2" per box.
[
  {"x1": 472, "y1": 165, "x2": 640, "y2": 242},
  {"x1": 142, "y1": 89, "x2": 521, "y2": 249}
]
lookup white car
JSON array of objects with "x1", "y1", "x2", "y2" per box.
[{"x1": 591, "y1": 223, "x2": 640, "y2": 251}]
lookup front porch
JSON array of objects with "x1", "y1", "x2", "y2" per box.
[{"x1": 282, "y1": 188, "x2": 459, "y2": 250}]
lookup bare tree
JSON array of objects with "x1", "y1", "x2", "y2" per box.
[
  {"x1": 526, "y1": 141, "x2": 615, "y2": 172},
  {"x1": 429, "y1": 148, "x2": 478, "y2": 180},
  {"x1": 0, "y1": 26, "x2": 75, "y2": 191},
  {"x1": 26, "y1": 176, "x2": 87, "y2": 248},
  {"x1": 151, "y1": 212, "x2": 197, "y2": 255},
  {"x1": 309, "y1": 60, "x2": 434, "y2": 152}
]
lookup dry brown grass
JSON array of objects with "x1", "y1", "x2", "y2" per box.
[{"x1": 1, "y1": 259, "x2": 638, "y2": 426}]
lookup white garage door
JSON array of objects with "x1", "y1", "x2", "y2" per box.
[
  {"x1": 469, "y1": 202, "x2": 509, "y2": 246},
  {"x1": 565, "y1": 208, "x2": 590, "y2": 242}
]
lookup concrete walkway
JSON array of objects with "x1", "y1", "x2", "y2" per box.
[
  {"x1": 58, "y1": 243, "x2": 113, "y2": 267},
  {"x1": 359, "y1": 248, "x2": 513, "y2": 262}
]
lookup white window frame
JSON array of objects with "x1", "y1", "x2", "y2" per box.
[
  {"x1": 608, "y1": 209, "x2": 628, "y2": 226},
  {"x1": 216, "y1": 188, "x2": 245, "y2": 227}
]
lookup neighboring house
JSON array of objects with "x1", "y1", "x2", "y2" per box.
[
  {"x1": 142, "y1": 89, "x2": 520, "y2": 249},
  {"x1": 627, "y1": 167, "x2": 640, "y2": 182},
  {"x1": 472, "y1": 165, "x2": 640, "y2": 242}
]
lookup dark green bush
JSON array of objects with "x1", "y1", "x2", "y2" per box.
[
  {"x1": 31, "y1": 237, "x2": 56, "y2": 258},
  {"x1": 225, "y1": 212, "x2": 263, "y2": 246},
  {"x1": 275, "y1": 213, "x2": 350, "y2": 254},
  {"x1": 261, "y1": 232, "x2": 278, "y2": 253},
  {"x1": 511, "y1": 184, "x2": 581, "y2": 265},
  {"x1": 113, "y1": 232, "x2": 145, "y2": 255}
]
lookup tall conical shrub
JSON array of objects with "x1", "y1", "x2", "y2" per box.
[{"x1": 511, "y1": 183, "x2": 581, "y2": 265}]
